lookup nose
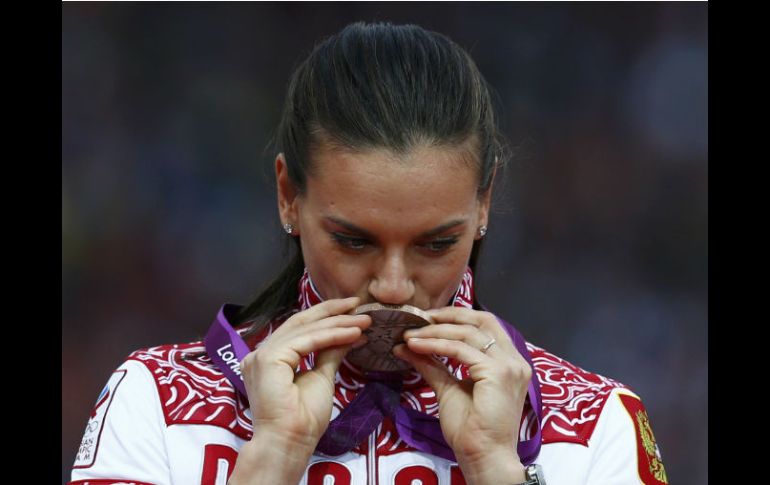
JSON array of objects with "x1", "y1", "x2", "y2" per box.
[{"x1": 368, "y1": 252, "x2": 415, "y2": 305}]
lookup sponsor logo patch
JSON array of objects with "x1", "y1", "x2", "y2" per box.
[
  {"x1": 73, "y1": 369, "x2": 127, "y2": 469},
  {"x1": 618, "y1": 391, "x2": 668, "y2": 484}
]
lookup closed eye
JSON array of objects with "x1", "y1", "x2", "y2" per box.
[
  {"x1": 331, "y1": 232, "x2": 371, "y2": 250},
  {"x1": 420, "y1": 237, "x2": 459, "y2": 253},
  {"x1": 331, "y1": 232, "x2": 459, "y2": 254}
]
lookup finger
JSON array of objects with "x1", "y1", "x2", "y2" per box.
[
  {"x1": 426, "y1": 307, "x2": 514, "y2": 351},
  {"x1": 282, "y1": 297, "x2": 363, "y2": 330},
  {"x1": 392, "y1": 343, "x2": 458, "y2": 400},
  {"x1": 405, "y1": 337, "x2": 532, "y2": 388},
  {"x1": 271, "y1": 313, "x2": 371, "y2": 343},
  {"x1": 403, "y1": 324, "x2": 496, "y2": 354},
  {"x1": 289, "y1": 326, "x2": 365, "y2": 359},
  {"x1": 312, "y1": 342, "x2": 352, "y2": 391},
  {"x1": 255, "y1": 326, "x2": 365, "y2": 373},
  {"x1": 405, "y1": 337, "x2": 488, "y2": 371},
  {"x1": 313, "y1": 331, "x2": 368, "y2": 381}
]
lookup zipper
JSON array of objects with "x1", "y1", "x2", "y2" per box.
[{"x1": 367, "y1": 430, "x2": 377, "y2": 485}]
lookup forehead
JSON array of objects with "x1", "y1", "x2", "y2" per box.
[{"x1": 304, "y1": 144, "x2": 480, "y2": 224}]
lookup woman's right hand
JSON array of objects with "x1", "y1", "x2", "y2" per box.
[{"x1": 239, "y1": 296, "x2": 372, "y2": 452}]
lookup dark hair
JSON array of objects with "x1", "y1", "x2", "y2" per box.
[{"x1": 235, "y1": 21, "x2": 508, "y2": 335}]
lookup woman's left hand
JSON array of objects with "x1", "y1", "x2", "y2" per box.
[{"x1": 392, "y1": 306, "x2": 531, "y2": 482}]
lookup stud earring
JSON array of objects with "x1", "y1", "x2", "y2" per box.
[
  {"x1": 283, "y1": 223, "x2": 294, "y2": 235},
  {"x1": 478, "y1": 225, "x2": 488, "y2": 237}
]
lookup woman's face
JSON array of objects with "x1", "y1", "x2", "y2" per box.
[{"x1": 276, "y1": 142, "x2": 492, "y2": 312}]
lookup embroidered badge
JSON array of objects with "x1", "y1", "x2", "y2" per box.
[
  {"x1": 618, "y1": 391, "x2": 668, "y2": 484},
  {"x1": 73, "y1": 369, "x2": 127, "y2": 469}
]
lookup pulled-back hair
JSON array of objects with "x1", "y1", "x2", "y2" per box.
[{"x1": 236, "y1": 21, "x2": 508, "y2": 334}]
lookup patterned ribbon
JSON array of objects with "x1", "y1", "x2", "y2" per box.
[{"x1": 204, "y1": 267, "x2": 542, "y2": 464}]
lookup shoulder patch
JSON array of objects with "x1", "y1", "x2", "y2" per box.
[
  {"x1": 73, "y1": 369, "x2": 127, "y2": 469},
  {"x1": 618, "y1": 391, "x2": 668, "y2": 484},
  {"x1": 529, "y1": 344, "x2": 630, "y2": 445}
]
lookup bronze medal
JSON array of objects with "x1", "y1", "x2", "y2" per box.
[{"x1": 348, "y1": 303, "x2": 434, "y2": 372}]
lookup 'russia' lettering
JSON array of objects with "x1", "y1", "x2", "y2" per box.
[
  {"x1": 395, "y1": 466, "x2": 438, "y2": 485},
  {"x1": 201, "y1": 444, "x2": 238, "y2": 485},
  {"x1": 307, "y1": 462, "x2": 352, "y2": 485},
  {"x1": 302, "y1": 461, "x2": 468, "y2": 484},
  {"x1": 216, "y1": 344, "x2": 243, "y2": 378}
]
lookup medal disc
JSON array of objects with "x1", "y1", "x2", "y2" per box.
[{"x1": 348, "y1": 303, "x2": 434, "y2": 372}]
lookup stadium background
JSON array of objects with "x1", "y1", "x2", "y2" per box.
[{"x1": 62, "y1": 3, "x2": 707, "y2": 484}]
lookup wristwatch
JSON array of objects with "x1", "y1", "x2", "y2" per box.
[{"x1": 514, "y1": 464, "x2": 546, "y2": 485}]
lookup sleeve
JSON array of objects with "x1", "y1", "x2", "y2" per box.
[
  {"x1": 584, "y1": 388, "x2": 669, "y2": 485},
  {"x1": 69, "y1": 359, "x2": 171, "y2": 485}
]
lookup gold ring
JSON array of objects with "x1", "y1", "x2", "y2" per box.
[{"x1": 480, "y1": 338, "x2": 496, "y2": 353}]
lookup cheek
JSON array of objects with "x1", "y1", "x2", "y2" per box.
[
  {"x1": 298, "y1": 224, "x2": 373, "y2": 299},
  {"x1": 303, "y1": 263, "x2": 347, "y2": 300},
  {"x1": 301, "y1": 241, "x2": 368, "y2": 300},
  {"x1": 421, "y1": 253, "x2": 473, "y2": 307},
  {"x1": 435, "y1": 271, "x2": 468, "y2": 306}
]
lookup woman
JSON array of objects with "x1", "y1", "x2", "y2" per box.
[{"x1": 69, "y1": 22, "x2": 667, "y2": 485}]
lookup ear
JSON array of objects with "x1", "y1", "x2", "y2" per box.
[
  {"x1": 475, "y1": 161, "x2": 497, "y2": 240},
  {"x1": 275, "y1": 153, "x2": 301, "y2": 233}
]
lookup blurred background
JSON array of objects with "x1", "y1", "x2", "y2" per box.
[{"x1": 62, "y1": 3, "x2": 707, "y2": 484}]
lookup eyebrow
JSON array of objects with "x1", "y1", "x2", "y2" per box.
[{"x1": 324, "y1": 216, "x2": 467, "y2": 239}]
